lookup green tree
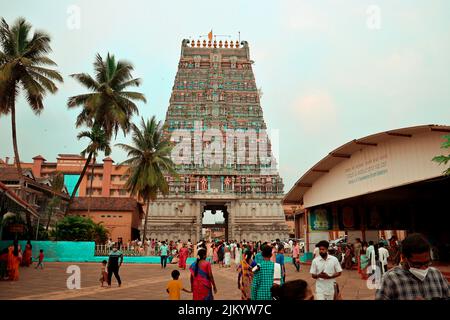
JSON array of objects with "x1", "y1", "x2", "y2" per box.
[
  {"x1": 116, "y1": 116, "x2": 177, "y2": 241},
  {"x1": 66, "y1": 53, "x2": 146, "y2": 210},
  {"x1": 44, "y1": 171, "x2": 65, "y2": 232},
  {"x1": 0, "y1": 17, "x2": 63, "y2": 230},
  {"x1": 52, "y1": 215, "x2": 108, "y2": 243},
  {"x1": 432, "y1": 134, "x2": 450, "y2": 175},
  {"x1": 77, "y1": 125, "x2": 112, "y2": 216}
]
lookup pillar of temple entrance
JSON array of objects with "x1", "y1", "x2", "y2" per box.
[
  {"x1": 226, "y1": 202, "x2": 234, "y2": 241},
  {"x1": 196, "y1": 201, "x2": 205, "y2": 243}
]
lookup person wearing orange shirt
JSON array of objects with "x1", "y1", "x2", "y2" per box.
[{"x1": 166, "y1": 270, "x2": 191, "y2": 300}]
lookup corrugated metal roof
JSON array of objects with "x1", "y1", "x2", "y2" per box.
[{"x1": 283, "y1": 124, "x2": 450, "y2": 205}]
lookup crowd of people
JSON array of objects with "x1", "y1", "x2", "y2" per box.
[
  {"x1": 0, "y1": 240, "x2": 45, "y2": 281},
  {"x1": 161, "y1": 233, "x2": 449, "y2": 301}
]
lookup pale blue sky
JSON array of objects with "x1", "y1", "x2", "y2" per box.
[{"x1": 1, "y1": 0, "x2": 449, "y2": 192}]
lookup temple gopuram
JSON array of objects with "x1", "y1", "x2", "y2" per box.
[{"x1": 146, "y1": 37, "x2": 289, "y2": 242}]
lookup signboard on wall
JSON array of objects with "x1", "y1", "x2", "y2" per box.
[{"x1": 309, "y1": 207, "x2": 333, "y2": 231}]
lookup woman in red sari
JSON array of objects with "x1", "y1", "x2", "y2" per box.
[
  {"x1": 178, "y1": 243, "x2": 189, "y2": 270},
  {"x1": 21, "y1": 240, "x2": 32, "y2": 267},
  {"x1": 190, "y1": 248, "x2": 217, "y2": 300},
  {"x1": 7, "y1": 245, "x2": 21, "y2": 281}
]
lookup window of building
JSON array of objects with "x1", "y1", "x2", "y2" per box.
[
  {"x1": 101, "y1": 215, "x2": 105, "y2": 218},
  {"x1": 119, "y1": 189, "x2": 127, "y2": 196}
]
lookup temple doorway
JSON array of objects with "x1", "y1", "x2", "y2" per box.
[{"x1": 201, "y1": 204, "x2": 228, "y2": 242}]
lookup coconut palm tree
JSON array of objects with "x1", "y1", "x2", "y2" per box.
[
  {"x1": 0, "y1": 17, "x2": 63, "y2": 230},
  {"x1": 116, "y1": 116, "x2": 177, "y2": 242},
  {"x1": 66, "y1": 53, "x2": 146, "y2": 207},
  {"x1": 77, "y1": 125, "x2": 112, "y2": 215},
  {"x1": 44, "y1": 171, "x2": 65, "y2": 232}
]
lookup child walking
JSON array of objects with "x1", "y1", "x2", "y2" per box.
[
  {"x1": 35, "y1": 250, "x2": 44, "y2": 269},
  {"x1": 166, "y1": 270, "x2": 191, "y2": 300},
  {"x1": 99, "y1": 260, "x2": 108, "y2": 287}
]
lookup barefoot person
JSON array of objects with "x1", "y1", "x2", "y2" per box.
[
  {"x1": 237, "y1": 249, "x2": 256, "y2": 300},
  {"x1": 189, "y1": 248, "x2": 217, "y2": 300},
  {"x1": 178, "y1": 243, "x2": 189, "y2": 270}
]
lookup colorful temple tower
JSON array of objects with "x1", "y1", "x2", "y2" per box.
[{"x1": 146, "y1": 38, "x2": 289, "y2": 242}]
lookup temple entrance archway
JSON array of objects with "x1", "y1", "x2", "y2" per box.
[{"x1": 201, "y1": 203, "x2": 229, "y2": 242}]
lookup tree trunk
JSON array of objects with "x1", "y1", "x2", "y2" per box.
[
  {"x1": 11, "y1": 99, "x2": 32, "y2": 234},
  {"x1": 87, "y1": 155, "x2": 95, "y2": 217},
  {"x1": 45, "y1": 203, "x2": 53, "y2": 232},
  {"x1": 65, "y1": 151, "x2": 93, "y2": 216},
  {"x1": 141, "y1": 199, "x2": 150, "y2": 242},
  {"x1": 11, "y1": 99, "x2": 23, "y2": 176}
]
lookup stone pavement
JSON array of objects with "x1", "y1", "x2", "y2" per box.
[{"x1": 0, "y1": 259, "x2": 389, "y2": 300}]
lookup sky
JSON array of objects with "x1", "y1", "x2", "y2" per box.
[{"x1": 1, "y1": 0, "x2": 450, "y2": 193}]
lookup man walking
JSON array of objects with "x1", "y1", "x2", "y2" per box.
[
  {"x1": 376, "y1": 233, "x2": 449, "y2": 300},
  {"x1": 310, "y1": 240, "x2": 342, "y2": 300},
  {"x1": 107, "y1": 245, "x2": 123, "y2": 288},
  {"x1": 378, "y1": 242, "x2": 390, "y2": 274},
  {"x1": 251, "y1": 245, "x2": 277, "y2": 300},
  {"x1": 160, "y1": 241, "x2": 169, "y2": 269}
]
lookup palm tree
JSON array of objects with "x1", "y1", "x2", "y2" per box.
[
  {"x1": 116, "y1": 116, "x2": 177, "y2": 242},
  {"x1": 66, "y1": 53, "x2": 146, "y2": 208},
  {"x1": 44, "y1": 172, "x2": 65, "y2": 232},
  {"x1": 0, "y1": 17, "x2": 63, "y2": 230},
  {"x1": 77, "y1": 125, "x2": 112, "y2": 215}
]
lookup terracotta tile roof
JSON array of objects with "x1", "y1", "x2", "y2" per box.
[{"x1": 70, "y1": 197, "x2": 144, "y2": 213}]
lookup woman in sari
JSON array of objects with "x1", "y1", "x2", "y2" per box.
[
  {"x1": 178, "y1": 244, "x2": 189, "y2": 270},
  {"x1": 21, "y1": 240, "x2": 32, "y2": 267},
  {"x1": 359, "y1": 248, "x2": 370, "y2": 280},
  {"x1": 237, "y1": 250, "x2": 256, "y2": 300},
  {"x1": 7, "y1": 244, "x2": 21, "y2": 281},
  {"x1": 343, "y1": 244, "x2": 353, "y2": 270},
  {"x1": 190, "y1": 248, "x2": 217, "y2": 300}
]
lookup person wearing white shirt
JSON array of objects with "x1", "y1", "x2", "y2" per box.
[
  {"x1": 378, "y1": 242, "x2": 390, "y2": 274},
  {"x1": 310, "y1": 240, "x2": 343, "y2": 300}
]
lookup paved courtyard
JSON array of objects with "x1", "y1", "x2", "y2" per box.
[{"x1": 0, "y1": 260, "x2": 386, "y2": 300}]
